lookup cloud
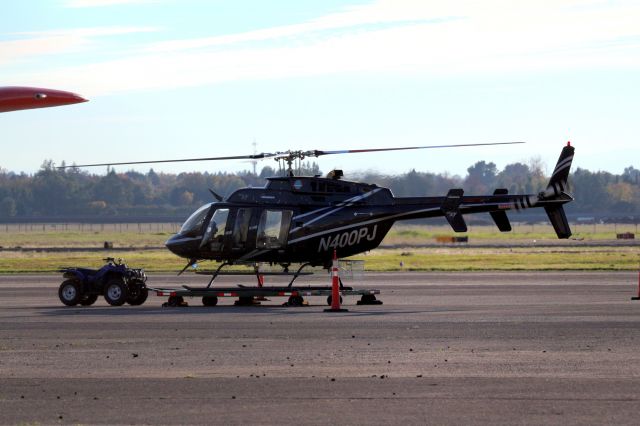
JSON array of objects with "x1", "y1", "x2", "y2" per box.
[
  {"x1": 7, "y1": 0, "x2": 640, "y2": 95},
  {"x1": 0, "y1": 35, "x2": 86, "y2": 66},
  {"x1": 144, "y1": 2, "x2": 459, "y2": 53},
  {"x1": 145, "y1": 0, "x2": 640, "y2": 54},
  {"x1": 15, "y1": 27, "x2": 159, "y2": 37},
  {"x1": 0, "y1": 27, "x2": 158, "y2": 66},
  {"x1": 65, "y1": 0, "x2": 159, "y2": 7}
]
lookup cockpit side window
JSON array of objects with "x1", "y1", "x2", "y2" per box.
[
  {"x1": 179, "y1": 203, "x2": 212, "y2": 236},
  {"x1": 201, "y1": 208, "x2": 229, "y2": 251},
  {"x1": 209, "y1": 209, "x2": 229, "y2": 240},
  {"x1": 256, "y1": 210, "x2": 292, "y2": 249}
]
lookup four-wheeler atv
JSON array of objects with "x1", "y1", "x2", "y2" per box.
[{"x1": 58, "y1": 257, "x2": 147, "y2": 307}]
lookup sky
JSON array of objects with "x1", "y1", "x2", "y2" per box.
[{"x1": 1, "y1": 0, "x2": 639, "y2": 179}]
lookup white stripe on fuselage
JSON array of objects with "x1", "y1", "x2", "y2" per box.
[
  {"x1": 288, "y1": 206, "x2": 439, "y2": 245},
  {"x1": 292, "y1": 190, "x2": 373, "y2": 221},
  {"x1": 289, "y1": 188, "x2": 382, "y2": 234},
  {"x1": 287, "y1": 196, "x2": 542, "y2": 246}
]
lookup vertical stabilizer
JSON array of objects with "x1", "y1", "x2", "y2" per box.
[
  {"x1": 544, "y1": 142, "x2": 575, "y2": 198},
  {"x1": 541, "y1": 142, "x2": 575, "y2": 239}
]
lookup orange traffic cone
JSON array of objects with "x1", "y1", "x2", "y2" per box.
[
  {"x1": 324, "y1": 250, "x2": 348, "y2": 312},
  {"x1": 255, "y1": 265, "x2": 268, "y2": 301}
]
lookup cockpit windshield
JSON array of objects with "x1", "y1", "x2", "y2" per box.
[{"x1": 179, "y1": 203, "x2": 212, "y2": 236}]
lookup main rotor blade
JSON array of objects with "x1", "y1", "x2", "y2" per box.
[
  {"x1": 58, "y1": 141, "x2": 525, "y2": 169},
  {"x1": 312, "y1": 141, "x2": 525, "y2": 157},
  {"x1": 58, "y1": 152, "x2": 280, "y2": 169}
]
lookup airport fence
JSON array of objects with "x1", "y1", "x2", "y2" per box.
[
  {"x1": 0, "y1": 222, "x2": 637, "y2": 236},
  {"x1": 0, "y1": 222, "x2": 182, "y2": 234}
]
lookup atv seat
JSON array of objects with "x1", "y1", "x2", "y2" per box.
[{"x1": 75, "y1": 268, "x2": 99, "y2": 276}]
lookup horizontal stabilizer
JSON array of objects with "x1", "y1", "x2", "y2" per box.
[
  {"x1": 545, "y1": 205, "x2": 572, "y2": 239},
  {"x1": 441, "y1": 189, "x2": 467, "y2": 232},
  {"x1": 490, "y1": 211, "x2": 512, "y2": 232},
  {"x1": 490, "y1": 188, "x2": 512, "y2": 232}
]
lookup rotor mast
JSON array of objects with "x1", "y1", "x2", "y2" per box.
[{"x1": 275, "y1": 150, "x2": 311, "y2": 176}]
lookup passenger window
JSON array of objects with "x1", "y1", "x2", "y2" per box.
[
  {"x1": 232, "y1": 208, "x2": 252, "y2": 248},
  {"x1": 256, "y1": 210, "x2": 292, "y2": 249}
]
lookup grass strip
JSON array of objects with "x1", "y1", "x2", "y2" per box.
[{"x1": 0, "y1": 248, "x2": 637, "y2": 273}]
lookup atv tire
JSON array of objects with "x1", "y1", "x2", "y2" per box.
[
  {"x1": 104, "y1": 277, "x2": 128, "y2": 306},
  {"x1": 59, "y1": 280, "x2": 82, "y2": 306}
]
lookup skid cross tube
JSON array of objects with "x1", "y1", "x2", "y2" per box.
[
  {"x1": 254, "y1": 266, "x2": 262, "y2": 287},
  {"x1": 287, "y1": 262, "x2": 312, "y2": 288},
  {"x1": 206, "y1": 262, "x2": 229, "y2": 288}
]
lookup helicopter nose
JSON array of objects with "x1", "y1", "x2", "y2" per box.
[{"x1": 165, "y1": 234, "x2": 201, "y2": 259}]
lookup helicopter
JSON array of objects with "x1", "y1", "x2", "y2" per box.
[{"x1": 62, "y1": 141, "x2": 575, "y2": 282}]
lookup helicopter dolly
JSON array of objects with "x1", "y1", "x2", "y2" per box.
[
  {"x1": 62, "y1": 142, "x2": 575, "y2": 286},
  {"x1": 151, "y1": 284, "x2": 381, "y2": 307}
]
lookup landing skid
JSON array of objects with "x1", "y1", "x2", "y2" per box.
[{"x1": 194, "y1": 262, "x2": 314, "y2": 288}]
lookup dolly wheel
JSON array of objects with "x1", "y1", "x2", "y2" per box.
[
  {"x1": 288, "y1": 295, "x2": 304, "y2": 306},
  {"x1": 357, "y1": 294, "x2": 383, "y2": 305},
  {"x1": 80, "y1": 294, "x2": 98, "y2": 306},
  {"x1": 202, "y1": 296, "x2": 218, "y2": 307},
  {"x1": 58, "y1": 280, "x2": 82, "y2": 306},
  {"x1": 167, "y1": 295, "x2": 186, "y2": 307},
  {"x1": 326, "y1": 295, "x2": 343, "y2": 306},
  {"x1": 127, "y1": 283, "x2": 148, "y2": 306},
  {"x1": 104, "y1": 277, "x2": 128, "y2": 306}
]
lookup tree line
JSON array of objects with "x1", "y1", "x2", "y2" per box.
[{"x1": 0, "y1": 159, "x2": 638, "y2": 220}]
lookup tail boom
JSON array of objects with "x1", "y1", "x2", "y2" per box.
[{"x1": 451, "y1": 143, "x2": 576, "y2": 238}]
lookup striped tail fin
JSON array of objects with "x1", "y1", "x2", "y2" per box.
[
  {"x1": 544, "y1": 142, "x2": 575, "y2": 198},
  {"x1": 541, "y1": 142, "x2": 575, "y2": 239}
]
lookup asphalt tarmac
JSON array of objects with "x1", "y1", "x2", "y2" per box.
[{"x1": 1, "y1": 271, "x2": 640, "y2": 425}]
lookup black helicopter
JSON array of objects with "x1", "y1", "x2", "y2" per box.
[{"x1": 63, "y1": 142, "x2": 575, "y2": 278}]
